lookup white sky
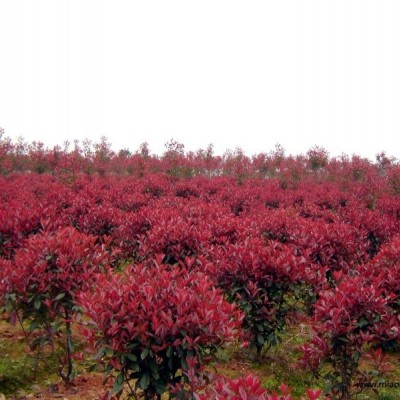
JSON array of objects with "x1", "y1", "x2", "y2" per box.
[{"x1": 1, "y1": 1, "x2": 400, "y2": 159}]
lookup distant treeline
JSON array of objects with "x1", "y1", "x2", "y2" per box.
[{"x1": 1, "y1": 129, "x2": 400, "y2": 192}]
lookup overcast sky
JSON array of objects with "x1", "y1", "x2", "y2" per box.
[{"x1": 1, "y1": 1, "x2": 399, "y2": 159}]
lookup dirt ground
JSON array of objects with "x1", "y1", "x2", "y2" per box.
[{"x1": 6, "y1": 374, "x2": 109, "y2": 400}]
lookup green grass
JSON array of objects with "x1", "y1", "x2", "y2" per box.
[
  {"x1": 1, "y1": 315, "x2": 400, "y2": 399},
  {"x1": 212, "y1": 321, "x2": 400, "y2": 399},
  {"x1": 0, "y1": 319, "x2": 69, "y2": 396},
  {"x1": 0, "y1": 333, "x2": 59, "y2": 396},
  {"x1": 211, "y1": 321, "x2": 317, "y2": 397}
]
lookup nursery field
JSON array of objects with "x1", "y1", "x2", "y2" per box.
[{"x1": 1, "y1": 139, "x2": 400, "y2": 399}]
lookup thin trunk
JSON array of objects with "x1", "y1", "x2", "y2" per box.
[
  {"x1": 256, "y1": 345, "x2": 263, "y2": 361},
  {"x1": 340, "y1": 351, "x2": 352, "y2": 400},
  {"x1": 62, "y1": 306, "x2": 73, "y2": 383}
]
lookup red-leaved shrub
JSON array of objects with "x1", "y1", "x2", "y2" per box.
[
  {"x1": 301, "y1": 276, "x2": 399, "y2": 399},
  {"x1": 0, "y1": 227, "x2": 109, "y2": 381},
  {"x1": 79, "y1": 261, "x2": 243, "y2": 399}
]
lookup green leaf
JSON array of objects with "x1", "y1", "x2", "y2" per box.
[
  {"x1": 87, "y1": 363, "x2": 98, "y2": 373},
  {"x1": 105, "y1": 364, "x2": 114, "y2": 374},
  {"x1": 257, "y1": 334, "x2": 265, "y2": 345},
  {"x1": 126, "y1": 353, "x2": 137, "y2": 362},
  {"x1": 29, "y1": 319, "x2": 39, "y2": 332},
  {"x1": 166, "y1": 347, "x2": 173, "y2": 358},
  {"x1": 128, "y1": 342, "x2": 139, "y2": 350},
  {"x1": 110, "y1": 373, "x2": 124, "y2": 395},
  {"x1": 34, "y1": 299, "x2": 41, "y2": 310},
  {"x1": 94, "y1": 347, "x2": 105, "y2": 360},
  {"x1": 357, "y1": 318, "x2": 369, "y2": 329},
  {"x1": 181, "y1": 357, "x2": 188, "y2": 371},
  {"x1": 141, "y1": 348, "x2": 150, "y2": 360},
  {"x1": 55, "y1": 292, "x2": 66, "y2": 301},
  {"x1": 149, "y1": 359, "x2": 159, "y2": 379},
  {"x1": 116, "y1": 373, "x2": 124, "y2": 385},
  {"x1": 155, "y1": 381, "x2": 167, "y2": 395},
  {"x1": 139, "y1": 373, "x2": 150, "y2": 390},
  {"x1": 8, "y1": 293, "x2": 16, "y2": 302}
]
